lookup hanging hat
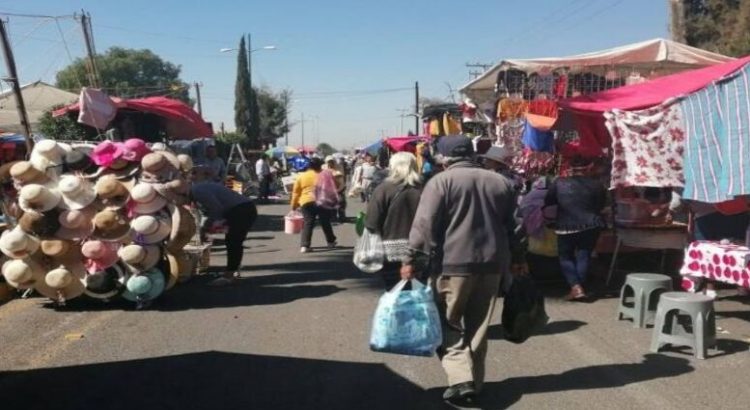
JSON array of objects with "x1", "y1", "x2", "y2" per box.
[
  {"x1": 57, "y1": 175, "x2": 97, "y2": 210},
  {"x1": 141, "y1": 152, "x2": 179, "y2": 183},
  {"x1": 131, "y1": 214, "x2": 171, "y2": 244},
  {"x1": 18, "y1": 209, "x2": 62, "y2": 237},
  {"x1": 40, "y1": 239, "x2": 83, "y2": 266},
  {"x1": 153, "y1": 179, "x2": 190, "y2": 205},
  {"x1": 130, "y1": 183, "x2": 168, "y2": 214},
  {"x1": 0, "y1": 227, "x2": 40, "y2": 259},
  {"x1": 18, "y1": 184, "x2": 61, "y2": 213},
  {"x1": 57, "y1": 208, "x2": 95, "y2": 240},
  {"x1": 63, "y1": 146, "x2": 102, "y2": 178},
  {"x1": 9, "y1": 161, "x2": 48, "y2": 186},
  {"x1": 84, "y1": 262, "x2": 126, "y2": 300},
  {"x1": 0, "y1": 160, "x2": 19, "y2": 183},
  {"x1": 81, "y1": 240, "x2": 120, "y2": 274},
  {"x1": 1, "y1": 258, "x2": 46, "y2": 290},
  {"x1": 91, "y1": 141, "x2": 125, "y2": 168},
  {"x1": 122, "y1": 268, "x2": 166, "y2": 302},
  {"x1": 92, "y1": 209, "x2": 131, "y2": 241},
  {"x1": 121, "y1": 138, "x2": 151, "y2": 162},
  {"x1": 165, "y1": 204, "x2": 196, "y2": 253},
  {"x1": 165, "y1": 250, "x2": 190, "y2": 290},
  {"x1": 119, "y1": 244, "x2": 162, "y2": 272},
  {"x1": 31, "y1": 140, "x2": 70, "y2": 166},
  {"x1": 95, "y1": 174, "x2": 131, "y2": 210},
  {"x1": 177, "y1": 154, "x2": 193, "y2": 173},
  {"x1": 38, "y1": 262, "x2": 86, "y2": 302}
]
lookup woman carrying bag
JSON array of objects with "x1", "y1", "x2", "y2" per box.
[
  {"x1": 291, "y1": 158, "x2": 338, "y2": 253},
  {"x1": 364, "y1": 152, "x2": 423, "y2": 289}
]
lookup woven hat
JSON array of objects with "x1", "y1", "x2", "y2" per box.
[
  {"x1": 18, "y1": 184, "x2": 61, "y2": 213},
  {"x1": 84, "y1": 262, "x2": 126, "y2": 300},
  {"x1": 131, "y1": 214, "x2": 171, "y2": 244},
  {"x1": 58, "y1": 175, "x2": 97, "y2": 210},
  {"x1": 57, "y1": 208, "x2": 95, "y2": 240},
  {"x1": 92, "y1": 210, "x2": 131, "y2": 241},
  {"x1": 121, "y1": 138, "x2": 151, "y2": 162},
  {"x1": 130, "y1": 183, "x2": 168, "y2": 214},
  {"x1": 1, "y1": 258, "x2": 45, "y2": 289},
  {"x1": 165, "y1": 250, "x2": 190, "y2": 290},
  {"x1": 177, "y1": 154, "x2": 193, "y2": 173},
  {"x1": 122, "y1": 268, "x2": 166, "y2": 302},
  {"x1": 152, "y1": 179, "x2": 190, "y2": 205},
  {"x1": 40, "y1": 239, "x2": 83, "y2": 266},
  {"x1": 141, "y1": 152, "x2": 179, "y2": 183},
  {"x1": 165, "y1": 204, "x2": 196, "y2": 253},
  {"x1": 91, "y1": 141, "x2": 125, "y2": 168},
  {"x1": 119, "y1": 244, "x2": 162, "y2": 272},
  {"x1": 9, "y1": 161, "x2": 48, "y2": 186},
  {"x1": 0, "y1": 226, "x2": 40, "y2": 259},
  {"x1": 81, "y1": 240, "x2": 120, "y2": 274},
  {"x1": 95, "y1": 174, "x2": 131, "y2": 210},
  {"x1": 31, "y1": 140, "x2": 70, "y2": 166},
  {"x1": 18, "y1": 209, "x2": 62, "y2": 237},
  {"x1": 37, "y1": 262, "x2": 86, "y2": 302},
  {"x1": 63, "y1": 146, "x2": 102, "y2": 178}
]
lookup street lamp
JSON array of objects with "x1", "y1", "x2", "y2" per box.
[{"x1": 220, "y1": 45, "x2": 277, "y2": 53}]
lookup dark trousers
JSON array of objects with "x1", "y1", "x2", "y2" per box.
[
  {"x1": 259, "y1": 177, "x2": 271, "y2": 199},
  {"x1": 338, "y1": 195, "x2": 347, "y2": 221},
  {"x1": 557, "y1": 228, "x2": 600, "y2": 287},
  {"x1": 224, "y1": 202, "x2": 258, "y2": 272},
  {"x1": 301, "y1": 202, "x2": 337, "y2": 247}
]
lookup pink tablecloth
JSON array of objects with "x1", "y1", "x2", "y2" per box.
[{"x1": 680, "y1": 241, "x2": 750, "y2": 291}]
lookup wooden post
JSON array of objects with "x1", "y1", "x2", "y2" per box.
[{"x1": 0, "y1": 18, "x2": 34, "y2": 153}]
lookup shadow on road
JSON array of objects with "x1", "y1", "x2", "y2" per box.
[{"x1": 487, "y1": 320, "x2": 587, "y2": 340}]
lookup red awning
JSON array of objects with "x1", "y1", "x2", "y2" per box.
[
  {"x1": 560, "y1": 56, "x2": 750, "y2": 113},
  {"x1": 54, "y1": 96, "x2": 213, "y2": 139}
]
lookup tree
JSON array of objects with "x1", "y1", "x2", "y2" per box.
[
  {"x1": 316, "y1": 143, "x2": 336, "y2": 156},
  {"x1": 234, "y1": 37, "x2": 254, "y2": 147},
  {"x1": 674, "y1": 0, "x2": 750, "y2": 57},
  {"x1": 217, "y1": 131, "x2": 246, "y2": 145},
  {"x1": 37, "y1": 105, "x2": 96, "y2": 141},
  {"x1": 55, "y1": 47, "x2": 191, "y2": 102},
  {"x1": 257, "y1": 87, "x2": 291, "y2": 145}
]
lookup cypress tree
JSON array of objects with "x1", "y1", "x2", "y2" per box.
[{"x1": 234, "y1": 36, "x2": 252, "y2": 145}]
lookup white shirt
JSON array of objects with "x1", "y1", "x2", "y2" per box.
[{"x1": 256, "y1": 159, "x2": 270, "y2": 178}]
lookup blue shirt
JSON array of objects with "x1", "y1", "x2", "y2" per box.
[{"x1": 191, "y1": 182, "x2": 251, "y2": 219}]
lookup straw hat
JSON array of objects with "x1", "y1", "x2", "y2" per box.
[
  {"x1": 18, "y1": 208, "x2": 62, "y2": 237},
  {"x1": 81, "y1": 240, "x2": 120, "y2": 274},
  {"x1": 165, "y1": 250, "x2": 190, "y2": 290},
  {"x1": 40, "y1": 239, "x2": 83, "y2": 266},
  {"x1": 118, "y1": 244, "x2": 162, "y2": 272},
  {"x1": 91, "y1": 141, "x2": 124, "y2": 168},
  {"x1": 0, "y1": 227, "x2": 40, "y2": 259},
  {"x1": 131, "y1": 214, "x2": 171, "y2": 244},
  {"x1": 140, "y1": 152, "x2": 179, "y2": 183},
  {"x1": 57, "y1": 208, "x2": 95, "y2": 240},
  {"x1": 165, "y1": 204, "x2": 196, "y2": 253},
  {"x1": 9, "y1": 161, "x2": 48, "y2": 186},
  {"x1": 1, "y1": 258, "x2": 46, "y2": 289},
  {"x1": 152, "y1": 179, "x2": 190, "y2": 205},
  {"x1": 121, "y1": 138, "x2": 151, "y2": 162},
  {"x1": 63, "y1": 146, "x2": 102, "y2": 178},
  {"x1": 130, "y1": 183, "x2": 168, "y2": 214},
  {"x1": 122, "y1": 268, "x2": 166, "y2": 302},
  {"x1": 95, "y1": 174, "x2": 132, "y2": 210},
  {"x1": 177, "y1": 154, "x2": 193, "y2": 173},
  {"x1": 18, "y1": 184, "x2": 61, "y2": 213},
  {"x1": 57, "y1": 175, "x2": 97, "y2": 210},
  {"x1": 31, "y1": 140, "x2": 70, "y2": 167},
  {"x1": 92, "y1": 209, "x2": 131, "y2": 241},
  {"x1": 37, "y1": 262, "x2": 86, "y2": 302},
  {"x1": 84, "y1": 262, "x2": 126, "y2": 300}
]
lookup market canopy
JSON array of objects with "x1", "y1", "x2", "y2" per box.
[
  {"x1": 0, "y1": 81, "x2": 78, "y2": 134},
  {"x1": 54, "y1": 96, "x2": 213, "y2": 140},
  {"x1": 461, "y1": 38, "x2": 734, "y2": 96},
  {"x1": 560, "y1": 56, "x2": 750, "y2": 113}
]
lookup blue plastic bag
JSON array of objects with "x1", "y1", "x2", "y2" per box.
[{"x1": 369, "y1": 279, "x2": 442, "y2": 357}]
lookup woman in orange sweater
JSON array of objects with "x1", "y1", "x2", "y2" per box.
[{"x1": 291, "y1": 158, "x2": 337, "y2": 253}]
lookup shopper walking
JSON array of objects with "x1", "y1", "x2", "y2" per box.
[
  {"x1": 291, "y1": 157, "x2": 337, "y2": 253},
  {"x1": 325, "y1": 156, "x2": 347, "y2": 222},
  {"x1": 401, "y1": 135, "x2": 521, "y2": 406},
  {"x1": 544, "y1": 157, "x2": 606, "y2": 300},
  {"x1": 255, "y1": 154, "x2": 272, "y2": 201},
  {"x1": 364, "y1": 152, "x2": 423, "y2": 289}
]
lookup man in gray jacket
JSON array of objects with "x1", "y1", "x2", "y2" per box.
[{"x1": 401, "y1": 135, "x2": 520, "y2": 406}]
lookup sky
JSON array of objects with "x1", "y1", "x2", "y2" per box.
[{"x1": 0, "y1": 0, "x2": 668, "y2": 149}]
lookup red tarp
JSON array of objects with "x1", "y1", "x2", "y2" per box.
[
  {"x1": 384, "y1": 136, "x2": 428, "y2": 153},
  {"x1": 54, "y1": 96, "x2": 213, "y2": 139},
  {"x1": 560, "y1": 56, "x2": 750, "y2": 113}
]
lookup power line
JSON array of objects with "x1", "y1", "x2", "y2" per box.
[
  {"x1": 94, "y1": 23, "x2": 230, "y2": 45},
  {"x1": 0, "y1": 11, "x2": 76, "y2": 19}
]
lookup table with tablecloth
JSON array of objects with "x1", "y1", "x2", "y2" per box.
[{"x1": 680, "y1": 241, "x2": 750, "y2": 292}]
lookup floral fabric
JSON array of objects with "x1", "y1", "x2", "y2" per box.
[
  {"x1": 605, "y1": 101, "x2": 686, "y2": 188},
  {"x1": 680, "y1": 240, "x2": 750, "y2": 292}
]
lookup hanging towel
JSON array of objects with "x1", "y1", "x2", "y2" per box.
[
  {"x1": 681, "y1": 64, "x2": 750, "y2": 203},
  {"x1": 442, "y1": 113, "x2": 461, "y2": 135},
  {"x1": 77, "y1": 87, "x2": 117, "y2": 130},
  {"x1": 605, "y1": 100, "x2": 686, "y2": 189}
]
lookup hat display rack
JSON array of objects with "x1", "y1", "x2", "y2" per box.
[{"x1": 0, "y1": 138, "x2": 197, "y2": 309}]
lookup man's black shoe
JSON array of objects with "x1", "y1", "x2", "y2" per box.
[{"x1": 443, "y1": 382, "x2": 477, "y2": 405}]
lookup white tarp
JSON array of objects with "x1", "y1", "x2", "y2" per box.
[{"x1": 460, "y1": 38, "x2": 734, "y2": 94}]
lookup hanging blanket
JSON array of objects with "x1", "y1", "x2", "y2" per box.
[
  {"x1": 681, "y1": 64, "x2": 750, "y2": 203},
  {"x1": 604, "y1": 101, "x2": 686, "y2": 189}
]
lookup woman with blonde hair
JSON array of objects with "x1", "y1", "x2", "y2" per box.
[{"x1": 365, "y1": 152, "x2": 423, "y2": 289}]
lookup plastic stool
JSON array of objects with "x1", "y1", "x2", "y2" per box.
[
  {"x1": 617, "y1": 273, "x2": 673, "y2": 328},
  {"x1": 650, "y1": 292, "x2": 716, "y2": 359}
]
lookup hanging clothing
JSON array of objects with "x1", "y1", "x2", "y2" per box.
[
  {"x1": 528, "y1": 99, "x2": 558, "y2": 118},
  {"x1": 77, "y1": 87, "x2": 117, "y2": 130},
  {"x1": 604, "y1": 100, "x2": 686, "y2": 189},
  {"x1": 496, "y1": 98, "x2": 529, "y2": 123},
  {"x1": 442, "y1": 113, "x2": 462, "y2": 135},
  {"x1": 429, "y1": 119, "x2": 442, "y2": 136},
  {"x1": 522, "y1": 120, "x2": 554, "y2": 153},
  {"x1": 681, "y1": 64, "x2": 750, "y2": 203},
  {"x1": 554, "y1": 75, "x2": 569, "y2": 99}
]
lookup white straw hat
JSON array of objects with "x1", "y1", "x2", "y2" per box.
[{"x1": 57, "y1": 175, "x2": 97, "y2": 210}]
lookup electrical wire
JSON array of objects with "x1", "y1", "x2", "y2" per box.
[
  {"x1": 9, "y1": 15, "x2": 51, "y2": 47},
  {"x1": 54, "y1": 17, "x2": 84, "y2": 88},
  {"x1": 0, "y1": 11, "x2": 76, "y2": 19},
  {"x1": 94, "y1": 23, "x2": 229, "y2": 45}
]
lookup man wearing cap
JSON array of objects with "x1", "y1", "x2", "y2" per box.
[
  {"x1": 203, "y1": 145, "x2": 226, "y2": 184},
  {"x1": 400, "y1": 135, "x2": 522, "y2": 406},
  {"x1": 255, "y1": 154, "x2": 272, "y2": 201},
  {"x1": 480, "y1": 145, "x2": 523, "y2": 192}
]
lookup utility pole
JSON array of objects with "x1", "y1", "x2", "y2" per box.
[
  {"x1": 193, "y1": 82, "x2": 203, "y2": 116},
  {"x1": 0, "y1": 18, "x2": 34, "y2": 153},
  {"x1": 220, "y1": 122, "x2": 225, "y2": 139},
  {"x1": 414, "y1": 81, "x2": 419, "y2": 135},
  {"x1": 466, "y1": 62, "x2": 493, "y2": 79},
  {"x1": 80, "y1": 11, "x2": 100, "y2": 88}
]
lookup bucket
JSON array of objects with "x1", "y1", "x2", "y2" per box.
[{"x1": 285, "y1": 212, "x2": 304, "y2": 234}]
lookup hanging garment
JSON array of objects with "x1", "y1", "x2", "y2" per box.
[
  {"x1": 442, "y1": 113, "x2": 462, "y2": 135},
  {"x1": 522, "y1": 119, "x2": 554, "y2": 153},
  {"x1": 681, "y1": 64, "x2": 750, "y2": 203},
  {"x1": 537, "y1": 74, "x2": 555, "y2": 96},
  {"x1": 528, "y1": 99, "x2": 558, "y2": 118},
  {"x1": 77, "y1": 87, "x2": 117, "y2": 130},
  {"x1": 497, "y1": 98, "x2": 529, "y2": 123},
  {"x1": 554, "y1": 75, "x2": 569, "y2": 99},
  {"x1": 429, "y1": 119, "x2": 442, "y2": 136},
  {"x1": 604, "y1": 101, "x2": 686, "y2": 189}
]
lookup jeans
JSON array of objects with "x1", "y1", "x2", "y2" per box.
[
  {"x1": 557, "y1": 228, "x2": 600, "y2": 287},
  {"x1": 224, "y1": 202, "x2": 258, "y2": 272},
  {"x1": 300, "y1": 202, "x2": 337, "y2": 248},
  {"x1": 258, "y1": 176, "x2": 271, "y2": 199}
]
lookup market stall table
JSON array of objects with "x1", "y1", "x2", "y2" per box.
[
  {"x1": 680, "y1": 241, "x2": 750, "y2": 292},
  {"x1": 606, "y1": 223, "x2": 688, "y2": 285}
]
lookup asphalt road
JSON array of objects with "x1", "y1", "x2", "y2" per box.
[{"x1": 1, "y1": 201, "x2": 750, "y2": 410}]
